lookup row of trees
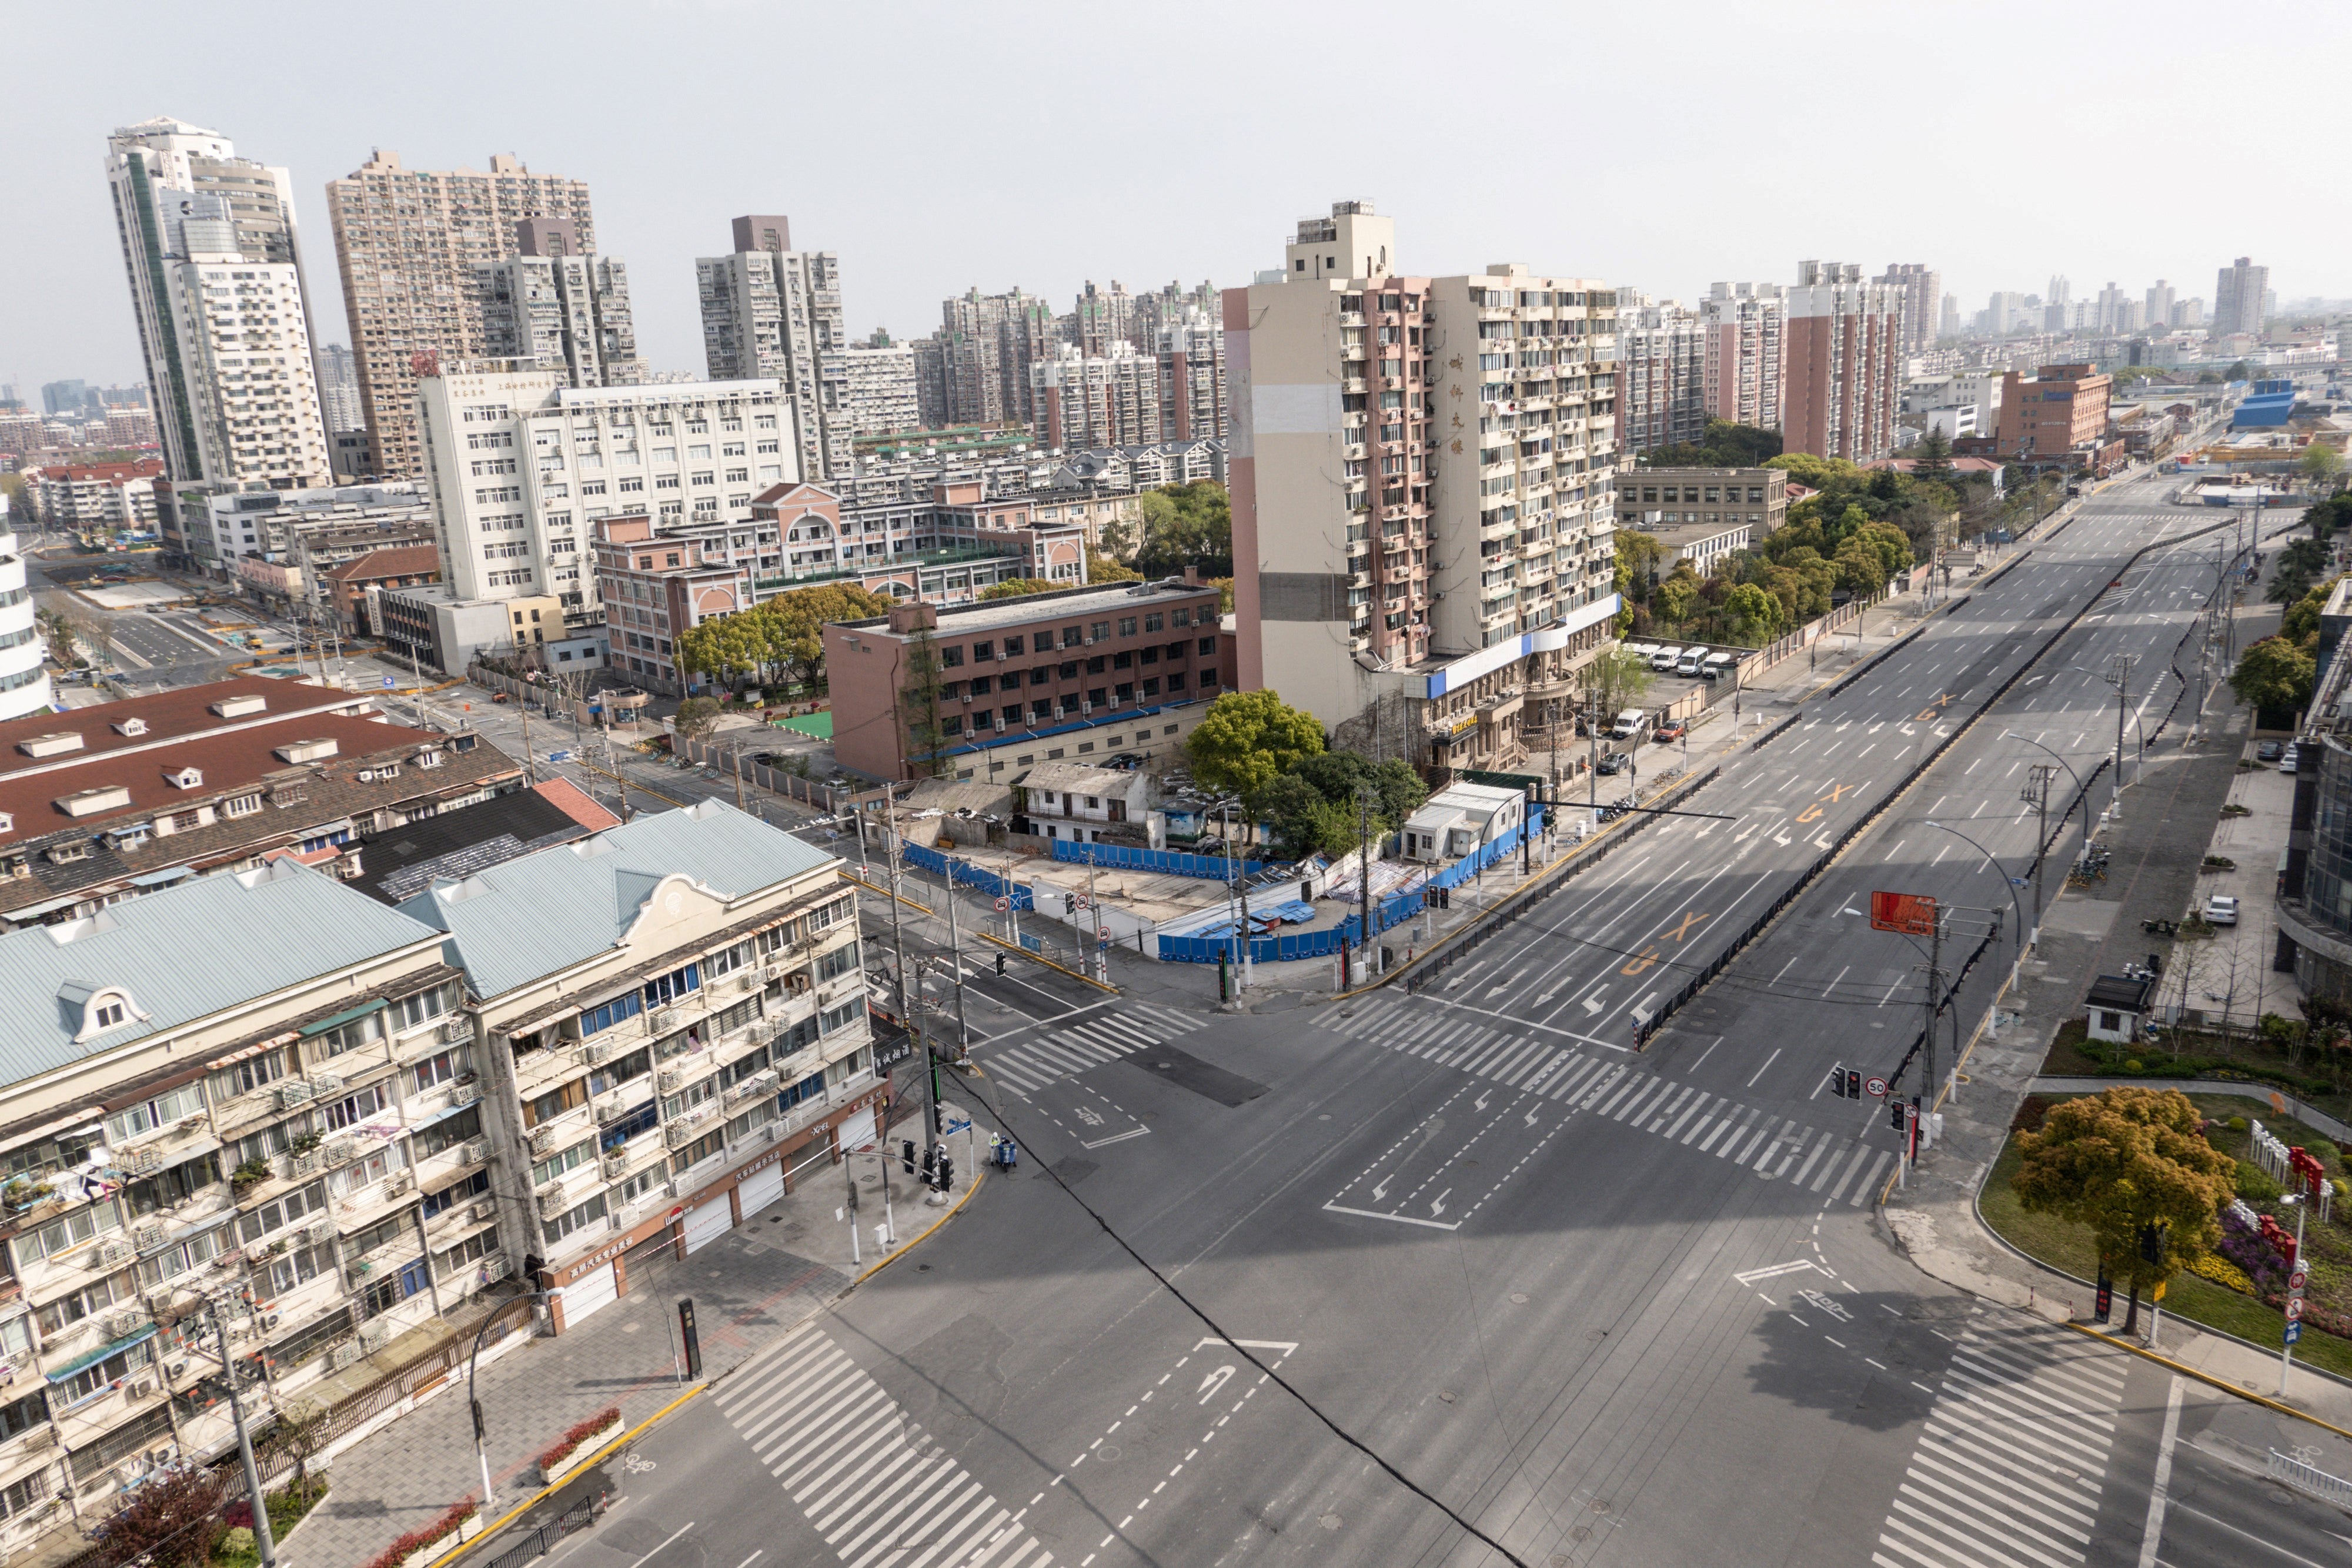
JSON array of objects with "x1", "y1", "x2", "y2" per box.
[
  {"x1": 672, "y1": 582, "x2": 891, "y2": 695},
  {"x1": 2228, "y1": 493, "x2": 2352, "y2": 719}
]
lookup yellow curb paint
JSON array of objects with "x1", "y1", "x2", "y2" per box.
[
  {"x1": 853, "y1": 1167, "x2": 985, "y2": 1287},
  {"x1": 2062, "y1": 1322, "x2": 2352, "y2": 1443}
]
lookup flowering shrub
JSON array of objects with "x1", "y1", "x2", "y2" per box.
[
  {"x1": 356, "y1": 1500, "x2": 475, "y2": 1568},
  {"x1": 538, "y1": 1407, "x2": 623, "y2": 1476},
  {"x1": 2190, "y1": 1252, "x2": 2254, "y2": 1294},
  {"x1": 2217, "y1": 1203, "x2": 2288, "y2": 1294}
]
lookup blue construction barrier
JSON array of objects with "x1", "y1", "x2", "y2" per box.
[
  {"x1": 895, "y1": 839, "x2": 1035, "y2": 911},
  {"x1": 1051, "y1": 840, "x2": 1268, "y2": 880},
  {"x1": 1152, "y1": 807, "x2": 1541, "y2": 965}
]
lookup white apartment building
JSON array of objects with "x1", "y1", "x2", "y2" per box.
[
  {"x1": 1616, "y1": 296, "x2": 1706, "y2": 455},
  {"x1": 416, "y1": 368, "x2": 796, "y2": 626},
  {"x1": 0, "y1": 499, "x2": 48, "y2": 721},
  {"x1": 475, "y1": 219, "x2": 643, "y2": 390},
  {"x1": 696, "y1": 216, "x2": 850, "y2": 479},
  {"x1": 104, "y1": 119, "x2": 331, "y2": 490},
  {"x1": 1228, "y1": 201, "x2": 1622, "y2": 772},
  {"x1": 316, "y1": 343, "x2": 364, "y2": 433},
  {"x1": 1700, "y1": 283, "x2": 1783, "y2": 431},
  {"x1": 836, "y1": 342, "x2": 920, "y2": 435}
]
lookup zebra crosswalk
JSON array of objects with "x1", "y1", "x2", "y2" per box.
[
  {"x1": 1873, "y1": 1316, "x2": 2127, "y2": 1568},
  {"x1": 714, "y1": 1325, "x2": 1050, "y2": 1568},
  {"x1": 977, "y1": 1003, "x2": 1205, "y2": 1096},
  {"x1": 1315, "y1": 999, "x2": 1895, "y2": 1205}
]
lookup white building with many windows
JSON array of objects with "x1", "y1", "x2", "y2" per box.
[
  {"x1": 415, "y1": 367, "x2": 795, "y2": 628},
  {"x1": 0, "y1": 499, "x2": 47, "y2": 721}
]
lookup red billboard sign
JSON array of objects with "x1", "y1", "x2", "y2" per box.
[{"x1": 1870, "y1": 891, "x2": 1937, "y2": 935}]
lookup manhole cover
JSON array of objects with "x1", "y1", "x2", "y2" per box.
[
  {"x1": 1096, "y1": 1445, "x2": 1121, "y2": 1462},
  {"x1": 1590, "y1": 1499, "x2": 1611, "y2": 1514},
  {"x1": 1511, "y1": 1293, "x2": 1529, "y2": 1304},
  {"x1": 1319, "y1": 1514, "x2": 1342, "y2": 1531},
  {"x1": 1438, "y1": 1391, "x2": 1456, "y2": 1403}
]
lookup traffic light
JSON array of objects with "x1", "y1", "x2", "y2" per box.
[
  {"x1": 1830, "y1": 1063, "x2": 1845, "y2": 1098},
  {"x1": 936, "y1": 1153, "x2": 955, "y2": 1192},
  {"x1": 2094, "y1": 1273, "x2": 2113, "y2": 1322},
  {"x1": 1064, "y1": 892, "x2": 1077, "y2": 915},
  {"x1": 2139, "y1": 1222, "x2": 2166, "y2": 1265},
  {"x1": 920, "y1": 1142, "x2": 937, "y2": 1182},
  {"x1": 1845, "y1": 1069, "x2": 1862, "y2": 1100},
  {"x1": 1890, "y1": 1101, "x2": 1906, "y2": 1132},
  {"x1": 901, "y1": 1139, "x2": 917, "y2": 1177}
]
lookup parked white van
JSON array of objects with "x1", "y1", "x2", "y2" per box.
[
  {"x1": 1700, "y1": 651, "x2": 1735, "y2": 682},
  {"x1": 1673, "y1": 647, "x2": 1708, "y2": 677},
  {"x1": 1648, "y1": 645, "x2": 1684, "y2": 673},
  {"x1": 1622, "y1": 642, "x2": 1659, "y2": 665},
  {"x1": 1611, "y1": 708, "x2": 1651, "y2": 741}
]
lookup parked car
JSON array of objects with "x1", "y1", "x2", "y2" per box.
[
  {"x1": 2256, "y1": 740, "x2": 2284, "y2": 762},
  {"x1": 2280, "y1": 746, "x2": 2301, "y2": 773},
  {"x1": 1610, "y1": 708, "x2": 1651, "y2": 741},
  {"x1": 1653, "y1": 718, "x2": 1687, "y2": 743},
  {"x1": 1595, "y1": 751, "x2": 1631, "y2": 775},
  {"x1": 2204, "y1": 895, "x2": 2239, "y2": 927}
]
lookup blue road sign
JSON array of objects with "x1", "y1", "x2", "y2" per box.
[
  {"x1": 2285, "y1": 1320, "x2": 2303, "y2": 1346},
  {"x1": 547, "y1": 749, "x2": 573, "y2": 763},
  {"x1": 382, "y1": 676, "x2": 396, "y2": 689}
]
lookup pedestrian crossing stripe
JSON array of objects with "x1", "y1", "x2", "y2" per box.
[
  {"x1": 1871, "y1": 1318, "x2": 2126, "y2": 1568},
  {"x1": 978, "y1": 1004, "x2": 1206, "y2": 1095},
  {"x1": 1317, "y1": 1001, "x2": 1895, "y2": 1205},
  {"x1": 715, "y1": 1326, "x2": 1051, "y2": 1568}
]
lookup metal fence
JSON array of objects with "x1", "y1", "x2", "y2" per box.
[
  {"x1": 477, "y1": 1485, "x2": 612, "y2": 1568},
  {"x1": 1050, "y1": 841, "x2": 1269, "y2": 879},
  {"x1": 2268, "y1": 1448, "x2": 2352, "y2": 1510}
]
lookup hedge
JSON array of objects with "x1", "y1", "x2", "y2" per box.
[
  {"x1": 537, "y1": 1407, "x2": 623, "y2": 1476},
  {"x1": 356, "y1": 1500, "x2": 476, "y2": 1568}
]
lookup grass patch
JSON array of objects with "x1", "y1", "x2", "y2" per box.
[{"x1": 1979, "y1": 1099, "x2": 2352, "y2": 1382}]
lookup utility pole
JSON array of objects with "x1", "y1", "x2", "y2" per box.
[
  {"x1": 215, "y1": 1306, "x2": 276, "y2": 1568},
  {"x1": 731, "y1": 740, "x2": 747, "y2": 810},
  {"x1": 1922, "y1": 902, "x2": 1946, "y2": 1132},
  {"x1": 517, "y1": 671, "x2": 535, "y2": 785},
  {"x1": 944, "y1": 870, "x2": 970, "y2": 1061},
  {"x1": 1086, "y1": 858, "x2": 1107, "y2": 985},
  {"x1": 1354, "y1": 784, "x2": 1375, "y2": 985},
  {"x1": 2022, "y1": 763, "x2": 2056, "y2": 949}
]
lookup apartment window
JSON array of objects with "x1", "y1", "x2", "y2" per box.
[
  {"x1": 36, "y1": 1272, "x2": 131, "y2": 1335},
  {"x1": 394, "y1": 980, "x2": 464, "y2": 1032},
  {"x1": 524, "y1": 1076, "x2": 588, "y2": 1128},
  {"x1": 105, "y1": 1085, "x2": 205, "y2": 1145},
  {"x1": 137, "y1": 1222, "x2": 233, "y2": 1288},
  {"x1": 415, "y1": 1105, "x2": 483, "y2": 1161},
  {"x1": 211, "y1": 1046, "x2": 293, "y2": 1103},
  {"x1": 312, "y1": 1009, "x2": 386, "y2": 1058},
  {"x1": 411, "y1": 1047, "x2": 471, "y2": 1094},
  {"x1": 531, "y1": 1138, "x2": 596, "y2": 1188},
  {"x1": 321, "y1": 1083, "x2": 390, "y2": 1131},
  {"x1": 57, "y1": 1339, "x2": 153, "y2": 1407},
  {"x1": 1117, "y1": 617, "x2": 1136, "y2": 637}
]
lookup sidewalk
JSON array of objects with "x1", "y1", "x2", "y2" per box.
[
  {"x1": 1878, "y1": 676, "x2": 2352, "y2": 1437},
  {"x1": 289, "y1": 1146, "x2": 983, "y2": 1568}
]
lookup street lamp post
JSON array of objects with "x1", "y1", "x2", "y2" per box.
[
  {"x1": 1922, "y1": 822, "x2": 2031, "y2": 991},
  {"x1": 2004, "y1": 732, "x2": 2093, "y2": 879},
  {"x1": 212, "y1": 1303, "x2": 276, "y2": 1568},
  {"x1": 470, "y1": 1290, "x2": 553, "y2": 1512}
]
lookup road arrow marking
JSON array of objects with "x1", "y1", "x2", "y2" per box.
[
  {"x1": 1431, "y1": 1189, "x2": 1451, "y2": 1218},
  {"x1": 1734, "y1": 1259, "x2": 1826, "y2": 1286},
  {"x1": 1197, "y1": 1365, "x2": 1235, "y2": 1404}
]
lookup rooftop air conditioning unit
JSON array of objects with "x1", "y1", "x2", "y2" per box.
[
  {"x1": 383, "y1": 1171, "x2": 412, "y2": 1198},
  {"x1": 663, "y1": 1122, "x2": 696, "y2": 1149},
  {"x1": 133, "y1": 1221, "x2": 166, "y2": 1252},
  {"x1": 358, "y1": 1320, "x2": 390, "y2": 1354},
  {"x1": 602, "y1": 1152, "x2": 630, "y2": 1179},
  {"x1": 471, "y1": 1201, "x2": 496, "y2": 1223},
  {"x1": 460, "y1": 1137, "x2": 486, "y2": 1165},
  {"x1": 652, "y1": 1009, "x2": 679, "y2": 1032},
  {"x1": 275, "y1": 1081, "x2": 313, "y2": 1108},
  {"x1": 439, "y1": 1019, "x2": 471, "y2": 1044},
  {"x1": 478, "y1": 1256, "x2": 510, "y2": 1285},
  {"x1": 105, "y1": 1309, "x2": 147, "y2": 1339},
  {"x1": 656, "y1": 1068, "x2": 681, "y2": 1093},
  {"x1": 536, "y1": 1189, "x2": 567, "y2": 1218},
  {"x1": 594, "y1": 1098, "x2": 629, "y2": 1126},
  {"x1": 312, "y1": 1075, "x2": 342, "y2": 1097},
  {"x1": 527, "y1": 1125, "x2": 555, "y2": 1155},
  {"x1": 322, "y1": 1137, "x2": 354, "y2": 1166},
  {"x1": 95, "y1": 1238, "x2": 133, "y2": 1268},
  {"x1": 583, "y1": 1040, "x2": 613, "y2": 1066}
]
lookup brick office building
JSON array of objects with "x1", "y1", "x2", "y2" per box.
[{"x1": 1994, "y1": 363, "x2": 2114, "y2": 462}]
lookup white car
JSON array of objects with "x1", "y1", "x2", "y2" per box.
[
  {"x1": 2279, "y1": 746, "x2": 2300, "y2": 773},
  {"x1": 2204, "y1": 895, "x2": 2239, "y2": 927}
]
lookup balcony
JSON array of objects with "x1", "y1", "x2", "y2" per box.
[
  {"x1": 405, "y1": 1073, "x2": 480, "y2": 1125},
  {"x1": 333, "y1": 1169, "x2": 420, "y2": 1234},
  {"x1": 413, "y1": 1134, "x2": 487, "y2": 1191},
  {"x1": 513, "y1": 1042, "x2": 585, "y2": 1100}
]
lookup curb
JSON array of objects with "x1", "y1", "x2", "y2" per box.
[
  {"x1": 419, "y1": 1385, "x2": 707, "y2": 1568},
  {"x1": 2063, "y1": 1323, "x2": 2352, "y2": 1443},
  {"x1": 851, "y1": 1166, "x2": 986, "y2": 1288},
  {"x1": 971, "y1": 929, "x2": 1118, "y2": 993}
]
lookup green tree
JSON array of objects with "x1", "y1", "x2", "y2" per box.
[
  {"x1": 2229, "y1": 635, "x2": 2316, "y2": 716},
  {"x1": 93, "y1": 1463, "x2": 226, "y2": 1568},
  {"x1": 1579, "y1": 646, "x2": 1653, "y2": 725},
  {"x1": 980, "y1": 578, "x2": 1057, "y2": 600},
  {"x1": 1135, "y1": 482, "x2": 1232, "y2": 577},
  {"x1": 2280, "y1": 575, "x2": 2343, "y2": 647},
  {"x1": 1655, "y1": 564, "x2": 1701, "y2": 626},
  {"x1": 1185, "y1": 688, "x2": 1323, "y2": 799},
  {"x1": 1615, "y1": 531, "x2": 1665, "y2": 607},
  {"x1": 2223, "y1": 360, "x2": 2251, "y2": 383},
  {"x1": 2299, "y1": 442, "x2": 2343, "y2": 496},
  {"x1": 1097, "y1": 514, "x2": 1138, "y2": 561},
  {"x1": 2010, "y1": 1086, "x2": 2237, "y2": 1332},
  {"x1": 1912, "y1": 426, "x2": 1954, "y2": 485},
  {"x1": 1722, "y1": 581, "x2": 1785, "y2": 641},
  {"x1": 1638, "y1": 420, "x2": 1783, "y2": 470},
  {"x1": 672, "y1": 696, "x2": 722, "y2": 740}
]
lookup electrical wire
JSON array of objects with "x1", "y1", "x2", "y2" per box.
[{"x1": 960, "y1": 1083, "x2": 1535, "y2": 1568}]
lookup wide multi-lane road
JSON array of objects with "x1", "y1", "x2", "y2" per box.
[{"x1": 560, "y1": 469, "x2": 2348, "y2": 1568}]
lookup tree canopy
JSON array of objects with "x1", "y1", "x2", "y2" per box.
[
  {"x1": 1637, "y1": 420, "x2": 1784, "y2": 470},
  {"x1": 1184, "y1": 688, "x2": 1323, "y2": 800},
  {"x1": 980, "y1": 578, "x2": 1057, "y2": 600},
  {"x1": 1251, "y1": 751, "x2": 1429, "y2": 860},
  {"x1": 1134, "y1": 482, "x2": 1232, "y2": 578},
  {"x1": 2230, "y1": 634, "x2": 2316, "y2": 716},
  {"x1": 2010, "y1": 1086, "x2": 2236, "y2": 1307},
  {"x1": 674, "y1": 582, "x2": 893, "y2": 694},
  {"x1": 1578, "y1": 646, "x2": 1653, "y2": 720}
]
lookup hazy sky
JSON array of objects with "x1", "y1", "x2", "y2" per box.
[{"x1": 5, "y1": 1, "x2": 2342, "y2": 394}]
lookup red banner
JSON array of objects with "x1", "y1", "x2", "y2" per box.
[{"x1": 1871, "y1": 891, "x2": 1937, "y2": 935}]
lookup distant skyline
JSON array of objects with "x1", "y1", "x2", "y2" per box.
[{"x1": 5, "y1": 2, "x2": 2344, "y2": 393}]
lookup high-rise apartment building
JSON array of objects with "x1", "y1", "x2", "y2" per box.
[
  {"x1": 937, "y1": 288, "x2": 1058, "y2": 430},
  {"x1": 837, "y1": 339, "x2": 921, "y2": 435},
  {"x1": 2145, "y1": 280, "x2": 2176, "y2": 334},
  {"x1": 2214, "y1": 256, "x2": 2269, "y2": 336},
  {"x1": 1228, "y1": 202, "x2": 1621, "y2": 770},
  {"x1": 316, "y1": 342, "x2": 364, "y2": 431},
  {"x1": 415, "y1": 367, "x2": 794, "y2": 624},
  {"x1": 1615, "y1": 296, "x2": 1706, "y2": 455},
  {"x1": 910, "y1": 336, "x2": 950, "y2": 429},
  {"x1": 1155, "y1": 314, "x2": 1226, "y2": 442},
  {"x1": 476, "y1": 218, "x2": 644, "y2": 389},
  {"x1": 1782, "y1": 262, "x2": 1903, "y2": 462},
  {"x1": 1875, "y1": 263, "x2": 1939, "y2": 350},
  {"x1": 1028, "y1": 313, "x2": 1228, "y2": 452},
  {"x1": 695, "y1": 215, "x2": 850, "y2": 480},
  {"x1": 104, "y1": 118, "x2": 332, "y2": 490},
  {"x1": 325, "y1": 149, "x2": 595, "y2": 478},
  {"x1": 1700, "y1": 284, "x2": 1783, "y2": 432},
  {"x1": 1940, "y1": 294, "x2": 1962, "y2": 340}
]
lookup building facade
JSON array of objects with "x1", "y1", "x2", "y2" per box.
[
  {"x1": 414, "y1": 367, "x2": 796, "y2": 627},
  {"x1": 104, "y1": 119, "x2": 330, "y2": 492},
  {"x1": 1780, "y1": 262, "x2": 1903, "y2": 462},
  {"x1": 1615, "y1": 297, "x2": 1706, "y2": 455},
  {"x1": 0, "y1": 859, "x2": 507, "y2": 1561},
  {"x1": 695, "y1": 217, "x2": 850, "y2": 480},
  {"x1": 826, "y1": 584, "x2": 1228, "y2": 781},
  {"x1": 1875, "y1": 263, "x2": 1940, "y2": 351},
  {"x1": 936, "y1": 289, "x2": 1058, "y2": 430},
  {"x1": 835, "y1": 342, "x2": 920, "y2": 436},
  {"x1": 324, "y1": 150, "x2": 596, "y2": 479},
  {"x1": 176, "y1": 480, "x2": 429, "y2": 577},
  {"x1": 316, "y1": 343, "x2": 364, "y2": 433},
  {"x1": 397, "y1": 801, "x2": 879, "y2": 1335},
  {"x1": 1615, "y1": 467, "x2": 1787, "y2": 544},
  {"x1": 0, "y1": 501, "x2": 48, "y2": 721},
  {"x1": 475, "y1": 219, "x2": 643, "y2": 390},
  {"x1": 1227, "y1": 202, "x2": 1622, "y2": 771},
  {"x1": 1993, "y1": 363, "x2": 2113, "y2": 461},
  {"x1": 2213, "y1": 256, "x2": 2269, "y2": 337},
  {"x1": 28, "y1": 461, "x2": 166, "y2": 534},
  {"x1": 1700, "y1": 284, "x2": 1783, "y2": 431}
]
